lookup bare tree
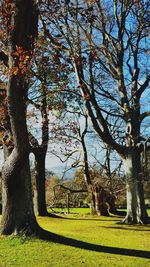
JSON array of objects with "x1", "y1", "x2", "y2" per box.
[{"x1": 40, "y1": 0, "x2": 150, "y2": 223}]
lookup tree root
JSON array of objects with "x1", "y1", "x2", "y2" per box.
[{"x1": 120, "y1": 215, "x2": 150, "y2": 225}]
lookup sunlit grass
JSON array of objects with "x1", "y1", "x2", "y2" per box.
[
  {"x1": 49, "y1": 208, "x2": 150, "y2": 216},
  {"x1": 48, "y1": 207, "x2": 91, "y2": 214},
  {"x1": 0, "y1": 210, "x2": 150, "y2": 267}
]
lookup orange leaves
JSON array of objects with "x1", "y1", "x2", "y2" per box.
[
  {"x1": 11, "y1": 46, "x2": 31, "y2": 77},
  {"x1": 0, "y1": 105, "x2": 7, "y2": 125},
  {"x1": 0, "y1": 131, "x2": 3, "y2": 141},
  {"x1": 13, "y1": 46, "x2": 24, "y2": 55},
  {"x1": 25, "y1": 55, "x2": 30, "y2": 61},
  {"x1": 89, "y1": 0, "x2": 94, "y2": 4},
  {"x1": 11, "y1": 66, "x2": 19, "y2": 76},
  {"x1": 0, "y1": 29, "x2": 6, "y2": 40},
  {"x1": 3, "y1": 0, "x2": 12, "y2": 5},
  {"x1": 83, "y1": 0, "x2": 94, "y2": 5},
  {"x1": 13, "y1": 46, "x2": 31, "y2": 62},
  {"x1": 0, "y1": 106, "x2": 5, "y2": 114},
  {"x1": 2, "y1": 0, "x2": 16, "y2": 29}
]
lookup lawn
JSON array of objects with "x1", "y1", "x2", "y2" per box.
[{"x1": 0, "y1": 210, "x2": 150, "y2": 267}]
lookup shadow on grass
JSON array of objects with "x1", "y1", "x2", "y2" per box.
[
  {"x1": 45, "y1": 215, "x2": 120, "y2": 222},
  {"x1": 100, "y1": 225, "x2": 150, "y2": 232},
  {"x1": 63, "y1": 218, "x2": 120, "y2": 222},
  {"x1": 45, "y1": 213, "x2": 63, "y2": 219},
  {"x1": 45, "y1": 214, "x2": 150, "y2": 227},
  {"x1": 38, "y1": 229, "x2": 150, "y2": 259},
  {"x1": 110, "y1": 210, "x2": 126, "y2": 216}
]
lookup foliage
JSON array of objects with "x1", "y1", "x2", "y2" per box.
[
  {"x1": 74, "y1": 166, "x2": 126, "y2": 207},
  {"x1": 46, "y1": 175, "x2": 60, "y2": 207}
]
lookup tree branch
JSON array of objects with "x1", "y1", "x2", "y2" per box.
[
  {"x1": 140, "y1": 111, "x2": 150, "y2": 122},
  {"x1": 137, "y1": 76, "x2": 150, "y2": 98},
  {"x1": 53, "y1": 183, "x2": 87, "y2": 194}
]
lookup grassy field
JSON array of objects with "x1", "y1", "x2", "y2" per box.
[{"x1": 0, "y1": 210, "x2": 150, "y2": 267}]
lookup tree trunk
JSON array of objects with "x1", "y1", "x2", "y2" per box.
[
  {"x1": 89, "y1": 186, "x2": 109, "y2": 216},
  {"x1": 107, "y1": 194, "x2": 117, "y2": 214},
  {"x1": 122, "y1": 151, "x2": 148, "y2": 224},
  {"x1": 98, "y1": 187, "x2": 109, "y2": 216},
  {"x1": 90, "y1": 191, "x2": 96, "y2": 215},
  {"x1": 34, "y1": 152, "x2": 48, "y2": 216},
  {"x1": 1, "y1": 154, "x2": 38, "y2": 235},
  {"x1": 1, "y1": 0, "x2": 39, "y2": 235},
  {"x1": 66, "y1": 193, "x2": 70, "y2": 214}
]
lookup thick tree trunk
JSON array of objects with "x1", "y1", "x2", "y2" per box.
[
  {"x1": 1, "y1": 153, "x2": 38, "y2": 235},
  {"x1": 34, "y1": 152, "x2": 48, "y2": 216},
  {"x1": 89, "y1": 186, "x2": 109, "y2": 216},
  {"x1": 122, "y1": 151, "x2": 148, "y2": 224},
  {"x1": 107, "y1": 194, "x2": 117, "y2": 214},
  {"x1": 1, "y1": 0, "x2": 39, "y2": 235},
  {"x1": 96, "y1": 187, "x2": 109, "y2": 216}
]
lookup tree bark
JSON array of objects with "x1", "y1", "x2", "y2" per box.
[
  {"x1": 30, "y1": 81, "x2": 49, "y2": 216},
  {"x1": 34, "y1": 152, "x2": 48, "y2": 216},
  {"x1": 1, "y1": 0, "x2": 39, "y2": 235},
  {"x1": 90, "y1": 191, "x2": 96, "y2": 215},
  {"x1": 122, "y1": 151, "x2": 148, "y2": 224},
  {"x1": 1, "y1": 80, "x2": 39, "y2": 235},
  {"x1": 96, "y1": 186, "x2": 109, "y2": 216},
  {"x1": 1, "y1": 154, "x2": 38, "y2": 235},
  {"x1": 106, "y1": 194, "x2": 117, "y2": 214},
  {"x1": 89, "y1": 186, "x2": 109, "y2": 216}
]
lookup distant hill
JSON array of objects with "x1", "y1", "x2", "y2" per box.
[{"x1": 46, "y1": 165, "x2": 77, "y2": 180}]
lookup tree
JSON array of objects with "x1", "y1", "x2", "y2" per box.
[
  {"x1": 52, "y1": 178, "x2": 87, "y2": 212},
  {"x1": 40, "y1": 0, "x2": 150, "y2": 224},
  {"x1": 78, "y1": 115, "x2": 110, "y2": 215},
  {"x1": 50, "y1": 105, "x2": 112, "y2": 215},
  {"x1": 0, "y1": 0, "x2": 39, "y2": 235},
  {"x1": 27, "y1": 29, "x2": 70, "y2": 215},
  {"x1": 28, "y1": 83, "x2": 49, "y2": 216},
  {"x1": 92, "y1": 143, "x2": 125, "y2": 214}
]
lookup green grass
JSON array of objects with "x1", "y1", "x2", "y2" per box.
[
  {"x1": 48, "y1": 207, "x2": 91, "y2": 214},
  {"x1": 0, "y1": 211, "x2": 150, "y2": 267},
  {"x1": 50, "y1": 208, "x2": 150, "y2": 216}
]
